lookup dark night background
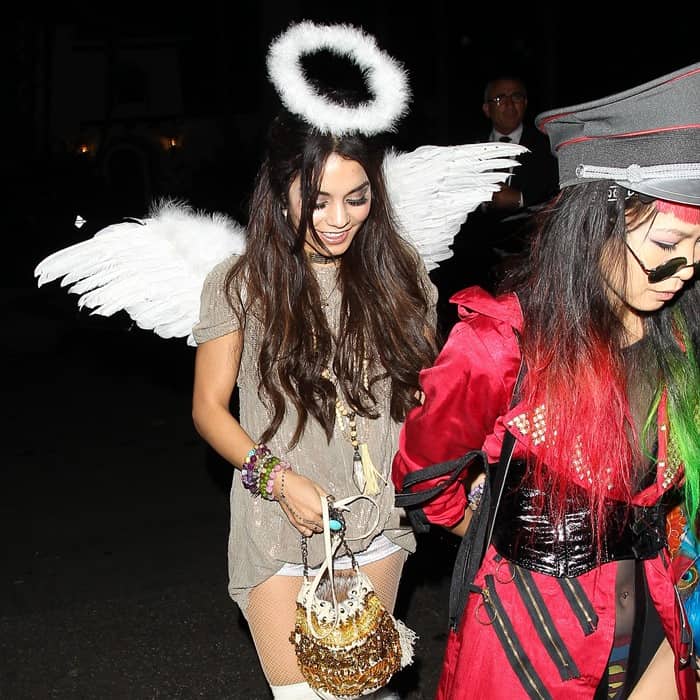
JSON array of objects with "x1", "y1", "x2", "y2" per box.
[
  {"x1": 2, "y1": 7, "x2": 698, "y2": 699},
  {"x1": 6, "y1": 8, "x2": 698, "y2": 278}
]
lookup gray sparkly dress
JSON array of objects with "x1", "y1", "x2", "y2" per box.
[{"x1": 192, "y1": 255, "x2": 438, "y2": 612}]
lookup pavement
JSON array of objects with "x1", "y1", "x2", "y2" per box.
[{"x1": 1, "y1": 279, "x2": 461, "y2": 699}]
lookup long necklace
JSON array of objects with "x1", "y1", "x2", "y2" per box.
[
  {"x1": 319, "y1": 276, "x2": 339, "y2": 309},
  {"x1": 322, "y1": 368, "x2": 384, "y2": 496}
]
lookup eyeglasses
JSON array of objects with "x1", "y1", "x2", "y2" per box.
[
  {"x1": 487, "y1": 92, "x2": 527, "y2": 106},
  {"x1": 624, "y1": 241, "x2": 699, "y2": 283}
]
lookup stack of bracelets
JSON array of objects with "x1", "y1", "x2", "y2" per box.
[
  {"x1": 241, "y1": 443, "x2": 292, "y2": 500},
  {"x1": 467, "y1": 480, "x2": 485, "y2": 512}
]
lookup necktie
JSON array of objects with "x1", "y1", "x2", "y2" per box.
[{"x1": 497, "y1": 136, "x2": 514, "y2": 185}]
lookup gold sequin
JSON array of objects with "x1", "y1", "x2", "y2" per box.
[{"x1": 292, "y1": 592, "x2": 405, "y2": 696}]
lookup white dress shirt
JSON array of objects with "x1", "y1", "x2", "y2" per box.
[
  {"x1": 490, "y1": 124, "x2": 524, "y2": 206},
  {"x1": 490, "y1": 123, "x2": 523, "y2": 144}
]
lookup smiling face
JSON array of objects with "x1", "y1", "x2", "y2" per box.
[
  {"x1": 288, "y1": 153, "x2": 372, "y2": 258},
  {"x1": 605, "y1": 205, "x2": 700, "y2": 338}
]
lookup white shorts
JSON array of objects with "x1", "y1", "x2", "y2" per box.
[{"x1": 275, "y1": 534, "x2": 401, "y2": 576}]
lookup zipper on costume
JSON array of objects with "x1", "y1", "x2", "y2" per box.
[
  {"x1": 514, "y1": 566, "x2": 580, "y2": 680},
  {"x1": 483, "y1": 575, "x2": 553, "y2": 699},
  {"x1": 557, "y1": 577, "x2": 598, "y2": 635}
]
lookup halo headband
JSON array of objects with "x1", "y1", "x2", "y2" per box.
[{"x1": 266, "y1": 21, "x2": 411, "y2": 136}]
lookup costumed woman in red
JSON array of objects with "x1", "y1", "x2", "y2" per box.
[{"x1": 393, "y1": 63, "x2": 700, "y2": 698}]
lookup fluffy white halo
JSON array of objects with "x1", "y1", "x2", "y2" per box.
[{"x1": 266, "y1": 21, "x2": 411, "y2": 136}]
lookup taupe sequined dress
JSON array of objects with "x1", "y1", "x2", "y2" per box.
[{"x1": 193, "y1": 255, "x2": 437, "y2": 612}]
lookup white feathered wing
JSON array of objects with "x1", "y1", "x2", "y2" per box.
[
  {"x1": 34, "y1": 141, "x2": 527, "y2": 344},
  {"x1": 34, "y1": 200, "x2": 246, "y2": 346},
  {"x1": 383, "y1": 141, "x2": 528, "y2": 270}
]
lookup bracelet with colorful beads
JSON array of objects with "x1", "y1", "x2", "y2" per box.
[
  {"x1": 257, "y1": 455, "x2": 280, "y2": 497},
  {"x1": 261, "y1": 459, "x2": 292, "y2": 501},
  {"x1": 467, "y1": 480, "x2": 485, "y2": 512},
  {"x1": 241, "y1": 444, "x2": 292, "y2": 500},
  {"x1": 241, "y1": 443, "x2": 272, "y2": 494}
]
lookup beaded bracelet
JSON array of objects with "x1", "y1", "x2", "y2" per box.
[
  {"x1": 257, "y1": 455, "x2": 280, "y2": 497},
  {"x1": 240, "y1": 443, "x2": 292, "y2": 500},
  {"x1": 467, "y1": 481, "x2": 485, "y2": 512},
  {"x1": 262, "y1": 459, "x2": 292, "y2": 501},
  {"x1": 241, "y1": 443, "x2": 272, "y2": 494}
]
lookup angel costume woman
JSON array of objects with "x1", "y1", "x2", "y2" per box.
[{"x1": 34, "y1": 21, "x2": 523, "y2": 699}]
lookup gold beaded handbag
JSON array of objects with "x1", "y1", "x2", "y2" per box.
[{"x1": 290, "y1": 494, "x2": 416, "y2": 700}]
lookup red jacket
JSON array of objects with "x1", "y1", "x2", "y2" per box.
[{"x1": 393, "y1": 286, "x2": 697, "y2": 699}]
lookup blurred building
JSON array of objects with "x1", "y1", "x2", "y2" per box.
[
  {"x1": 11, "y1": 20, "x2": 271, "y2": 257},
  {"x1": 11, "y1": 9, "x2": 690, "y2": 271}
]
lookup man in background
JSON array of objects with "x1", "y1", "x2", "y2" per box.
[
  {"x1": 480, "y1": 75, "x2": 557, "y2": 215},
  {"x1": 433, "y1": 75, "x2": 558, "y2": 328}
]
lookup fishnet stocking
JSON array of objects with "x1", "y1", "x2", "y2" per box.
[{"x1": 246, "y1": 549, "x2": 407, "y2": 687}]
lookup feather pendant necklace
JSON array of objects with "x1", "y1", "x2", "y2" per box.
[
  {"x1": 322, "y1": 368, "x2": 384, "y2": 495},
  {"x1": 334, "y1": 398, "x2": 383, "y2": 495}
]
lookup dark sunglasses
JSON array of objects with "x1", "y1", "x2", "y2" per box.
[{"x1": 625, "y1": 241, "x2": 699, "y2": 283}]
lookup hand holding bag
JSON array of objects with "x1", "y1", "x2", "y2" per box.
[{"x1": 290, "y1": 494, "x2": 416, "y2": 699}]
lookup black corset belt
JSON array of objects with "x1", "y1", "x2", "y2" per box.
[{"x1": 491, "y1": 461, "x2": 667, "y2": 577}]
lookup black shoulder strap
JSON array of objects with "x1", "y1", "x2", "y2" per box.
[
  {"x1": 480, "y1": 354, "x2": 526, "y2": 560},
  {"x1": 448, "y1": 426, "x2": 516, "y2": 628},
  {"x1": 395, "y1": 449, "x2": 487, "y2": 534},
  {"x1": 395, "y1": 449, "x2": 486, "y2": 508},
  {"x1": 448, "y1": 356, "x2": 525, "y2": 628}
]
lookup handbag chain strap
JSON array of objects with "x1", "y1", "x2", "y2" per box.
[
  {"x1": 300, "y1": 493, "x2": 379, "y2": 638},
  {"x1": 301, "y1": 495, "x2": 357, "y2": 577}
]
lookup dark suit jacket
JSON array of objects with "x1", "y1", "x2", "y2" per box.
[
  {"x1": 505, "y1": 123, "x2": 559, "y2": 209},
  {"x1": 430, "y1": 123, "x2": 559, "y2": 315},
  {"x1": 465, "y1": 122, "x2": 558, "y2": 250}
]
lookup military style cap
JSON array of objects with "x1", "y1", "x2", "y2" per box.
[{"x1": 536, "y1": 63, "x2": 700, "y2": 205}]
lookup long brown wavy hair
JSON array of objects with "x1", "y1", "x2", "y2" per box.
[{"x1": 225, "y1": 111, "x2": 437, "y2": 447}]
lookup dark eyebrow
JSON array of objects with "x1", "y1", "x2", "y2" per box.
[{"x1": 318, "y1": 180, "x2": 370, "y2": 197}]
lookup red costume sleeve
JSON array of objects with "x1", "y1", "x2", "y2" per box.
[{"x1": 392, "y1": 287, "x2": 523, "y2": 527}]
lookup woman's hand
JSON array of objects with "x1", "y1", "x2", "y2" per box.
[
  {"x1": 447, "y1": 472, "x2": 485, "y2": 537},
  {"x1": 274, "y1": 469, "x2": 328, "y2": 537}
]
